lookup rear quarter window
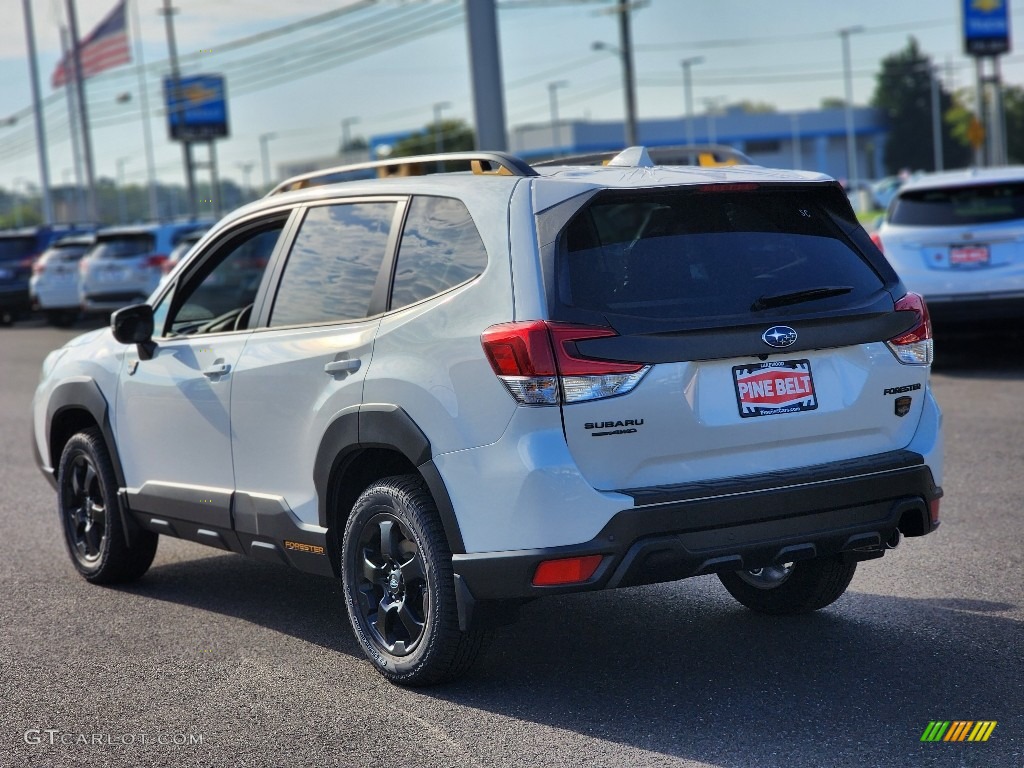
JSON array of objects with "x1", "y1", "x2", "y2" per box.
[
  {"x1": 889, "y1": 182, "x2": 1024, "y2": 226},
  {"x1": 390, "y1": 196, "x2": 487, "y2": 310},
  {"x1": 557, "y1": 186, "x2": 885, "y2": 322}
]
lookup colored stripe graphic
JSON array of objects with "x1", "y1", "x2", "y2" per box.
[
  {"x1": 921, "y1": 721, "x2": 950, "y2": 741},
  {"x1": 945, "y1": 721, "x2": 972, "y2": 741},
  {"x1": 921, "y1": 721, "x2": 996, "y2": 742}
]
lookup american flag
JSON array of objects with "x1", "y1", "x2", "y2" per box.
[{"x1": 51, "y1": 1, "x2": 131, "y2": 89}]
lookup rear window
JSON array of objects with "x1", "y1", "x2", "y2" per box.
[
  {"x1": 0, "y1": 237, "x2": 35, "y2": 261},
  {"x1": 557, "y1": 187, "x2": 884, "y2": 322},
  {"x1": 90, "y1": 234, "x2": 157, "y2": 260},
  {"x1": 40, "y1": 245, "x2": 91, "y2": 263},
  {"x1": 890, "y1": 182, "x2": 1024, "y2": 226}
]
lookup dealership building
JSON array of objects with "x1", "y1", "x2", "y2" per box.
[
  {"x1": 279, "y1": 106, "x2": 888, "y2": 186},
  {"x1": 509, "y1": 106, "x2": 887, "y2": 182}
]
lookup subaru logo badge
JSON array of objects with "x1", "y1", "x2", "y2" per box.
[{"x1": 762, "y1": 325, "x2": 798, "y2": 348}]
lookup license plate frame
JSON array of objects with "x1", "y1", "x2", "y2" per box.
[
  {"x1": 949, "y1": 244, "x2": 990, "y2": 267},
  {"x1": 732, "y1": 359, "x2": 817, "y2": 419}
]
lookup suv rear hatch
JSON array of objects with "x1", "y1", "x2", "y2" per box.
[{"x1": 539, "y1": 182, "x2": 929, "y2": 491}]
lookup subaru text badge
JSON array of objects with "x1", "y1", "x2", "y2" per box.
[{"x1": 762, "y1": 326, "x2": 797, "y2": 348}]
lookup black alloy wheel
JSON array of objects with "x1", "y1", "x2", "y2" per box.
[
  {"x1": 354, "y1": 512, "x2": 428, "y2": 656},
  {"x1": 61, "y1": 449, "x2": 108, "y2": 567},
  {"x1": 56, "y1": 428, "x2": 158, "y2": 583},
  {"x1": 341, "y1": 475, "x2": 488, "y2": 686}
]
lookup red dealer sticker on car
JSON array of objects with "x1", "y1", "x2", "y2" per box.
[{"x1": 732, "y1": 359, "x2": 817, "y2": 418}]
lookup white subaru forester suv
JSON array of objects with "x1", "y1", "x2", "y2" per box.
[{"x1": 32, "y1": 148, "x2": 943, "y2": 686}]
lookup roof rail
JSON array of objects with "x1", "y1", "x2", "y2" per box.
[{"x1": 267, "y1": 151, "x2": 538, "y2": 196}]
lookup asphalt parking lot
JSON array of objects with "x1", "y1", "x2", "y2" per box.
[{"x1": 1, "y1": 319, "x2": 1021, "y2": 768}]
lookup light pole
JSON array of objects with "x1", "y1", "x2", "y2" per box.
[
  {"x1": 13, "y1": 177, "x2": 31, "y2": 227},
  {"x1": 547, "y1": 80, "x2": 568, "y2": 155},
  {"x1": 927, "y1": 64, "x2": 944, "y2": 172},
  {"x1": 593, "y1": 40, "x2": 638, "y2": 146},
  {"x1": 115, "y1": 157, "x2": 131, "y2": 223},
  {"x1": 258, "y1": 132, "x2": 277, "y2": 190},
  {"x1": 341, "y1": 116, "x2": 360, "y2": 154},
  {"x1": 237, "y1": 162, "x2": 254, "y2": 202},
  {"x1": 790, "y1": 113, "x2": 801, "y2": 170},
  {"x1": 680, "y1": 56, "x2": 703, "y2": 146},
  {"x1": 433, "y1": 101, "x2": 451, "y2": 171},
  {"x1": 702, "y1": 97, "x2": 726, "y2": 145},
  {"x1": 433, "y1": 102, "x2": 451, "y2": 153},
  {"x1": 839, "y1": 25, "x2": 864, "y2": 192}
]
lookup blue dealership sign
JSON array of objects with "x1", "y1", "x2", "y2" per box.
[
  {"x1": 164, "y1": 74, "x2": 229, "y2": 140},
  {"x1": 963, "y1": 0, "x2": 1011, "y2": 56}
]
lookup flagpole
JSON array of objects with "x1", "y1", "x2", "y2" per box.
[
  {"x1": 65, "y1": 0, "x2": 99, "y2": 222},
  {"x1": 130, "y1": 0, "x2": 160, "y2": 221},
  {"x1": 59, "y1": 26, "x2": 87, "y2": 221},
  {"x1": 22, "y1": 0, "x2": 55, "y2": 225}
]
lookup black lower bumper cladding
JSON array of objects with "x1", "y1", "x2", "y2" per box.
[{"x1": 453, "y1": 450, "x2": 940, "y2": 611}]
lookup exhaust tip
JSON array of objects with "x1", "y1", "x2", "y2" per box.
[{"x1": 885, "y1": 530, "x2": 902, "y2": 550}]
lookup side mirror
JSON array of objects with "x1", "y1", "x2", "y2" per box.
[{"x1": 111, "y1": 303, "x2": 154, "y2": 345}]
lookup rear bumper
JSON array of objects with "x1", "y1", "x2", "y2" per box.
[
  {"x1": 452, "y1": 450, "x2": 940, "y2": 616},
  {"x1": 0, "y1": 284, "x2": 31, "y2": 313},
  {"x1": 924, "y1": 291, "x2": 1024, "y2": 326},
  {"x1": 81, "y1": 290, "x2": 150, "y2": 313}
]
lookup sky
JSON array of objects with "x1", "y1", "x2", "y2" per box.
[{"x1": 1, "y1": 0, "x2": 1023, "y2": 197}]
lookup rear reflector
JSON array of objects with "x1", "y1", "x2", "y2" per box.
[
  {"x1": 929, "y1": 498, "x2": 940, "y2": 526},
  {"x1": 532, "y1": 555, "x2": 604, "y2": 586},
  {"x1": 886, "y1": 292, "x2": 933, "y2": 365}
]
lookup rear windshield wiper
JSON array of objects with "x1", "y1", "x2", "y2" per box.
[{"x1": 750, "y1": 286, "x2": 853, "y2": 312}]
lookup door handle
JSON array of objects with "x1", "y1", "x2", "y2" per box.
[
  {"x1": 324, "y1": 358, "x2": 361, "y2": 375},
  {"x1": 202, "y1": 362, "x2": 230, "y2": 377}
]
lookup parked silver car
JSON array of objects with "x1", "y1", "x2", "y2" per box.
[
  {"x1": 79, "y1": 222, "x2": 210, "y2": 315},
  {"x1": 29, "y1": 235, "x2": 96, "y2": 326},
  {"x1": 876, "y1": 166, "x2": 1024, "y2": 327}
]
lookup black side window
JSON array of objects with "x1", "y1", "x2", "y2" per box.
[
  {"x1": 164, "y1": 224, "x2": 283, "y2": 336},
  {"x1": 390, "y1": 196, "x2": 487, "y2": 310},
  {"x1": 270, "y1": 202, "x2": 395, "y2": 327}
]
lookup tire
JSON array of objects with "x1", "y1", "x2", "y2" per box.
[
  {"x1": 718, "y1": 556, "x2": 857, "y2": 615},
  {"x1": 57, "y1": 428, "x2": 158, "y2": 584},
  {"x1": 341, "y1": 474, "x2": 487, "y2": 686}
]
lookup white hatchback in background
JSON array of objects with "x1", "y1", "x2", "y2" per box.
[
  {"x1": 29, "y1": 235, "x2": 95, "y2": 326},
  {"x1": 79, "y1": 223, "x2": 209, "y2": 315},
  {"x1": 876, "y1": 166, "x2": 1024, "y2": 326}
]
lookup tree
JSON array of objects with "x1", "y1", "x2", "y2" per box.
[
  {"x1": 871, "y1": 38, "x2": 970, "y2": 173},
  {"x1": 391, "y1": 119, "x2": 475, "y2": 157},
  {"x1": 820, "y1": 97, "x2": 846, "y2": 110}
]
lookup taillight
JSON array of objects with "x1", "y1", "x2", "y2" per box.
[
  {"x1": 870, "y1": 231, "x2": 884, "y2": 253},
  {"x1": 481, "y1": 321, "x2": 649, "y2": 405},
  {"x1": 145, "y1": 254, "x2": 169, "y2": 269},
  {"x1": 32, "y1": 261, "x2": 46, "y2": 275},
  {"x1": 886, "y1": 292, "x2": 933, "y2": 365}
]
